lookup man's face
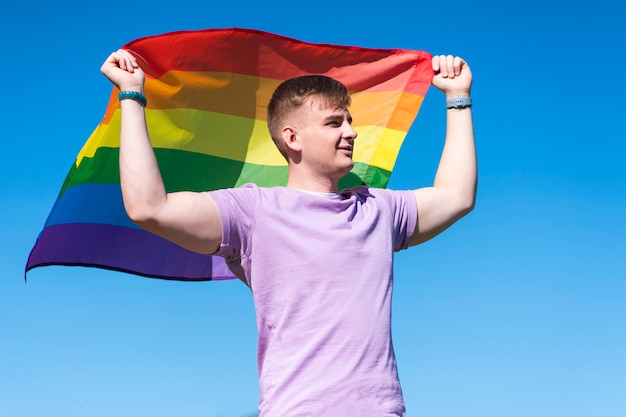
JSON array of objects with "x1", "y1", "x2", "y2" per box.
[{"x1": 293, "y1": 97, "x2": 358, "y2": 180}]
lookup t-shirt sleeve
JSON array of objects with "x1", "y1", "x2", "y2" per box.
[
  {"x1": 371, "y1": 188, "x2": 418, "y2": 252},
  {"x1": 205, "y1": 183, "x2": 259, "y2": 265}
]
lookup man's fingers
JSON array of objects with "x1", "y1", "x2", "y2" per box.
[
  {"x1": 105, "y1": 49, "x2": 138, "y2": 73},
  {"x1": 117, "y1": 49, "x2": 137, "y2": 72},
  {"x1": 432, "y1": 55, "x2": 466, "y2": 78},
  {"x1": 432, "y1": 54, "x2": 450, "y2": 74},
  {"x1": 432, "y1": 55, "x2": 441, "y2": 73},
  {"x1": 453, "y1": 56, "x2": 464, "y2": 76},
  {"x1": 100, "y1": 49, "x2": 145, "y2": 93},
  {"x1": 432, "y1": 55, "x2": 453, "y2": 78},
  {"x1": 445, "y1": 55, "x2": 455, "y2": 77}
]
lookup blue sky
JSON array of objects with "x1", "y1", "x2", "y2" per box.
[{"x1": 2, "y1": 1, "x2": 625, "y2": 416}]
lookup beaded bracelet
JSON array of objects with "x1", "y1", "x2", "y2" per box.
[{"x1": 118, "y1": 90, "x2": 147, "y2": 107}]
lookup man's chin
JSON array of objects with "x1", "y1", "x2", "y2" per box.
[{"x1": 337, "y1": 162, "x2": 354, "y2": 178}]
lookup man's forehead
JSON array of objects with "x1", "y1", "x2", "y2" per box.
[{"x1": 305, "y1": 97, "x2": 350, "y2": 116}]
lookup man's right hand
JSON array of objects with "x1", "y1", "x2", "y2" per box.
[{"x1": 100, "y1": 49, "x2": 145, "y2": 93}]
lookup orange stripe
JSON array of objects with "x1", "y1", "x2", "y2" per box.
[{"x1": 103, "y1": 73, "x2": 424, "y2": 130}]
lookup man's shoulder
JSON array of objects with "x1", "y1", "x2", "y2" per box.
[{"x1": 341, "y1": 186, "x2": 416, "y2": 213}]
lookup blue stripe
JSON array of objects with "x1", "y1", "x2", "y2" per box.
[{"x1": 44, "y1": 183, "x2": 139, "y2": 229}]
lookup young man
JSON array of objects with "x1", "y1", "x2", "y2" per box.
[{"x1": 101, "y1": 49, "x2": 475, "y2": 416}]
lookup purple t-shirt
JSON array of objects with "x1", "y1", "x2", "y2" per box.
[{"x1": 209, "y1": 184, "x2": 417, "y2": 416}]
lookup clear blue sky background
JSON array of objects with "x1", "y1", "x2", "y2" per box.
[{"x1": 2, "y1": 1, "x2": 625, "y2": 416}]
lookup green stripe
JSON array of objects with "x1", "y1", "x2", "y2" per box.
[{"x1": 59, "y1": 147, "x2": 391, "y2": 197}]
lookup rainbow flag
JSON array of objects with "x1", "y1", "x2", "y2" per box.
[{"x1": 26, "y1": 28, "x2": 433, "y2": 281}]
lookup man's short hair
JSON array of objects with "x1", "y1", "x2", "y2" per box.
[{"x1": 267, "y1": 75, "x2": 352, "y2": 159}]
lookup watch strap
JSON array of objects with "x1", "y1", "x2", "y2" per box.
[{"x1": 446, "y1": 96, "x2": 472, "y2": 109}]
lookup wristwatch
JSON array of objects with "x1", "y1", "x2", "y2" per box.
[{"x1": 446, "y1": 96, "x2": 472, "y2": 109}]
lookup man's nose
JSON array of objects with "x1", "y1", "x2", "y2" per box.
[{"x1": 343, "y1": 123, "x2": 358, "y2": 140}]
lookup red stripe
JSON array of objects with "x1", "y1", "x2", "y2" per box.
[{"x1": 123, "y1": 28, "x2": 433, "y2": 95}]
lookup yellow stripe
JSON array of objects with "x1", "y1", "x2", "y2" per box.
[
  {"x1": 77, "y1": 108, "x2": 407, "y2": 170},
  {"x1": 359, "y1": 126, "x2": 406, "y2": 171}
]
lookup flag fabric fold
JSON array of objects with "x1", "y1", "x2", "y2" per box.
[{"x1": 26, "y1": 27, "x2": 433, "y2": 281}]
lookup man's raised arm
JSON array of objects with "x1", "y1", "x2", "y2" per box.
[
  {"x1": 410, "y1": 55, "x2": 477, "y2": 246},
  {"x1": 100, "y1": 49, "x2": 223, "y2": 254}
]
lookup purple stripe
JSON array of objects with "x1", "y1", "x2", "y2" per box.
[{"x1": 26, "y1": 223, "x2": 237, "y2": 281}]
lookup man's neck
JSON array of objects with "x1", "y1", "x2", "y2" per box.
[{"x1": 286, "y1": 172, "x2": 340, "y2": 194}]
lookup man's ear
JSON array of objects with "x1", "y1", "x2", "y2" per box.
[{"x1": 282, "y1": 126, "x2": 301, "y2": 152}]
